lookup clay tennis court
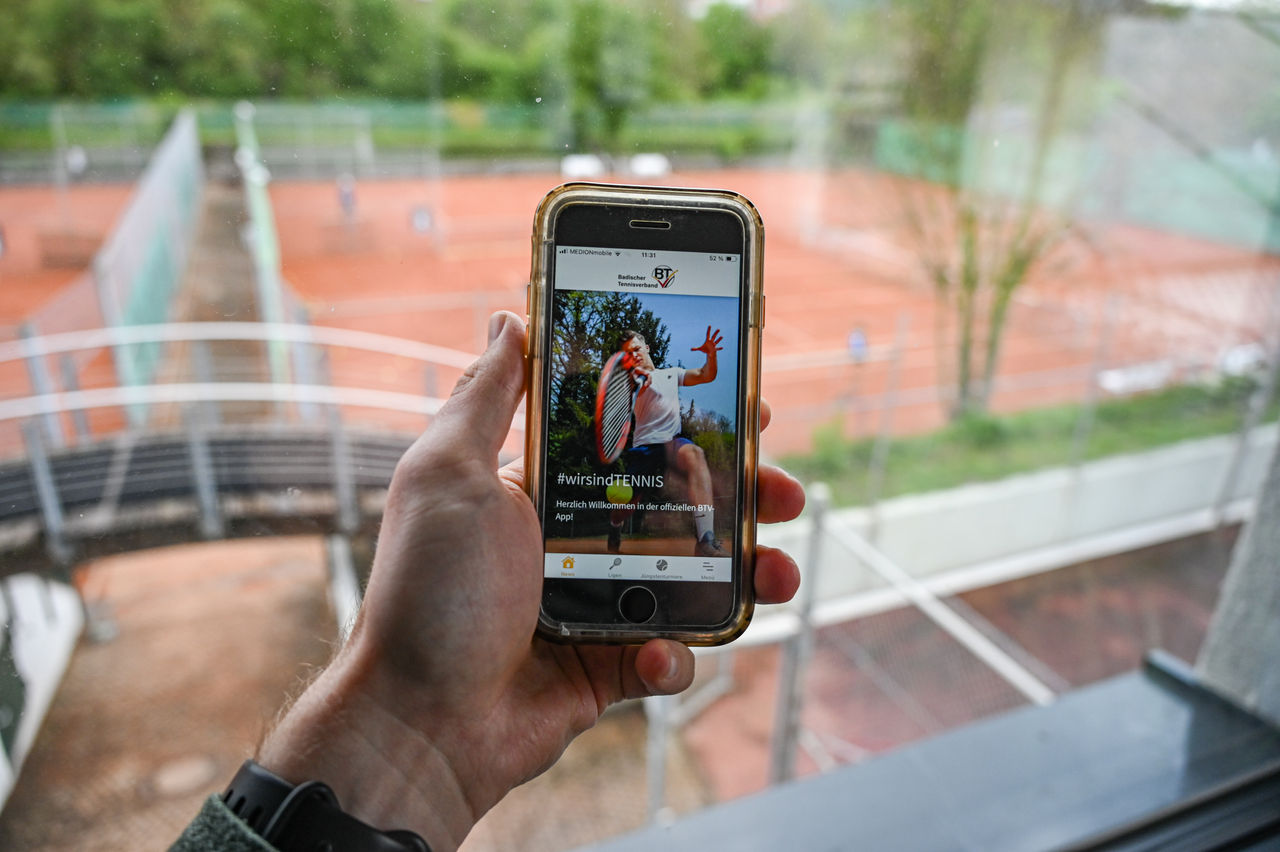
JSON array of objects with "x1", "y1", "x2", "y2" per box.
[
  {"x1": 269, "y1": 168, "x2": 1277, "y2": 457},
  {"x1": 2, "y1": 168, "x2": 1271, "y2": 459},
  {"x1": 0, "y1": 184, "x2": 135, "y2": 454},
  {"x1": 0, "y1": 167, "x2": 1269, "y2": 848}
]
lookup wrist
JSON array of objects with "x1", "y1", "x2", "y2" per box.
[{"x1": 257, "y1": 651, "x2": 476, "y2": 852}]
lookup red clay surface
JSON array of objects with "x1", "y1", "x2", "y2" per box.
[
  {"x1": 0, "y1": 169, "x2": 1261, "y2": 845},
  {"x1": 0, "y1": 184, "x2": 132, "y2": 325},
  {"x1": 0, "y1": 184, "x2": 133, "y2": 455},
  {"x1": 270, "y1": 169, "x2": 1279, "y2": 457},
  {"x1": 1, "y1": 170, "x2": 1272, "y2": 461}
]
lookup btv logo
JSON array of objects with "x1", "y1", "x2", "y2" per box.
[{"x1": 652, "y1": 266, "x2": 677, "y2": 288}]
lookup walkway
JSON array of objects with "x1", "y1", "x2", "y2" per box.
[{"x1": 0, "y1": 526, "x2": 1235, "y2": 851}]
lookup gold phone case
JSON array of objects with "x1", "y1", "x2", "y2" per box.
[{"x1": 526, "y1": 182, "x2": 764, "y2": 645}]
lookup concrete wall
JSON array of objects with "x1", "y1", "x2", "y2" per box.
[
  {"x1": 0, "y1": 575, "x2": 83, "y2": 815},
  {"x1": 759, "y1": 427, "x2": 1275, "y2": 609}
]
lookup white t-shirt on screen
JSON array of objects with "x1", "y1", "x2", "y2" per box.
[{"x1": 631, "y1": 367, "x2": 686, "y2": 446}]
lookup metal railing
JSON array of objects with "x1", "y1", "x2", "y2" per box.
[
  {"x1": 1, "y1": 321, "x2": 490, "y2": 442},
  {"x1": 641, "y1": 482, "x2": 1068, "y2": 822},
  {"x1": 0, "y1": 321, "x2": 512, "y2": 570}
]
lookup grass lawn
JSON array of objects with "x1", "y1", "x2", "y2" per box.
[{"x1": 781, "y1": 378, "x2": 1271, "y2": 507}]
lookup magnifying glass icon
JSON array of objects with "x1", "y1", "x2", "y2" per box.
[{"x1": 610, "y1": 558, "x2": 621, "y2": 568}]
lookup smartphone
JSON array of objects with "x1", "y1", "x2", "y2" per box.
[{"x1": 525, "y1": 182, "x2": 764, "y2": 645}]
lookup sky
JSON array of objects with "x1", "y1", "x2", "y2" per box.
[{"x1": 633, "y1": 290, "x2": 742, "y2": 429}]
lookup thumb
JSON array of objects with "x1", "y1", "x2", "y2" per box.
[{"x1": 432, "y1": 311, "x2": 526, "y2": 459}]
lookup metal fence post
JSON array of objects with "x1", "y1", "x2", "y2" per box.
[
  {"x1": 644, "y1": 693, "x2": 675, "y2": 824},
  {"x1": 327, "y1": 533, "x2": 362, "y2": 643},
  {"x1": 769, "y1": 482, "x2": 830, "y2": 785},
  {"x1": 38, "y1": 575, "x2": 58, "y2": 624},
  {"x1": 22, "y1": 420, "x2": 72, "y2": 566},
  {"x1": 1213, "y1": 305, "x2": 1280, "y2": 527},
  {"x1": 329, "y1": 404, "x2": 359, "y2": 535},
  {"x1": 424, "y1": 363, "x2": 439, "y2": 404},
  {"x1": 474, "y1": 293, "x2": 489, "y2": 352},
  {"x1": 1069, "y1": 293, "x2": 1120, "y2": 469},
  {"x1": 1197, "y1": 427, "x2": 1280, "y2": 726},
  {"x1": 19, "y1": 323, "x2": 64, "y2": 449},
  {"x1": 866, "y1": 315, "x2": 910, "y2": 542},
  {"x1": 51, "y1": 104, "x2": 70, "y2": 221},
  {"x1": 292, "y1": 306, "x2": 321, "y2": 423},
  {"x1": 58, "y1": 354, "x2": 91, "y2": 443},
  {"x1": 191, "y1": 339, "x2": 221, "y2": 427},
  {"x1": 184, "y1": 406, "x2": 224, "y2": 539},
  {"x1": 0, "y1": 579, "x2": 15, "y2": 633}
]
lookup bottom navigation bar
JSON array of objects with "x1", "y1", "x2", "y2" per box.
[{"x1": 544, "y1": 552, "x2": 731, "y2": 582}]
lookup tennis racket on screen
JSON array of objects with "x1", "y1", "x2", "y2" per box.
[{"x1": 595, "y1": 350, "x2": 643, "y2": 464}]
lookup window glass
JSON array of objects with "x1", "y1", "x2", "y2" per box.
[{"x1": 0, "y1": 0, "x2": 1276, "y2": 847}]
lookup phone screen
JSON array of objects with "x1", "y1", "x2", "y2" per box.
[{"x1": 536, "y1": 202, "x2": 751, "y2": 631}]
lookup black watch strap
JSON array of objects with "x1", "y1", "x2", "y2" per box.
[{"x1": 222, "y1": 759, "x2": 431, "y2": 852}]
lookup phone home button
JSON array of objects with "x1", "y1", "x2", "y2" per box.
[{"x1": 618, "y1": 586, "x2": 658, "y2": 624}]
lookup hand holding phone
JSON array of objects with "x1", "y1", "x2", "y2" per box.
[
  {"x1": 525, "y1": 183, "x2": 765, "y2": 644},
  {"x1": 255, "y1": 313, "x2": 803, "y2": 849}
]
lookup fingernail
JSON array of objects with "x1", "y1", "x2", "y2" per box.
[
  {"x1": 487, "y1": 312, "x2": 508, "y2": 346},
  {"x1": 663, "y1": 654, "x2": 680, "y2": 685}
]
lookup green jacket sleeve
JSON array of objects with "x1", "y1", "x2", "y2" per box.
[{"x1": 169, "y1": 794, "x2": 278, "y2": 852}]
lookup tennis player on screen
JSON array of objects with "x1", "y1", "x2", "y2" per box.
[{"x1": 607, "y1": 326, "x2": 726, "y2": 557}]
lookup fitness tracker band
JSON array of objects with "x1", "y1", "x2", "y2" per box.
[{"x1": 222, "y1": 759, "x2": 431, "y2": 852}]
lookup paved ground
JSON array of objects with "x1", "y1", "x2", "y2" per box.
[
  {"x1": 0, "y1": 526, "x2": 1235, "y2": 849},
  {"x1": 0, "y1": 538, "x2": 334, "y2": 851},
  {"x1": 0, "y1": 537, "x2": 712, "y2": 852},
  {"x1": 683, "y1": 526, "x2": 1237, "y2": 801}
]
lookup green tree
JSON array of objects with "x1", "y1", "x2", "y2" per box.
[
  {"x1": 170, "y1": 1, "x2": 269, "y2": 97},
  {"x1": 682, "y1": 398, "x2": 735, "y2": 475},
  {"x1": 642, "y1": 0, "x2": 706, "y2": 102},
  {"x1": 548, "y1": 290, "x2": 669, "y2": 483},
  {"x1": 6, "y1": 0, "x2": 168, "y2": 96},
  {"x1": 766, "y1": 0, "x2": 844, "y2": 93},
  {"x1": 697, "y1": 3, "x2": 772, "y2": 97},
  {"x1": 893, "y1": 0, "x2": 1102, "y2": 418},
  {"x1": 431, "y1": 0, "x2": 564, "y2": 102},
  {"x1": 566, "y1": 0, "x2": 652, "y2": 150}
]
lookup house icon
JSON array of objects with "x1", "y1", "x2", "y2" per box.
[{"x1": 562, "y1": 556, "x2": 575, "y2": 571}]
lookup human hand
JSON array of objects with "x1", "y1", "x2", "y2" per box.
[
  {"x1": 692, "y1": 326, "x2": 724, "y2": 356},
  {"x1": 257, "y1": 311, "x2": 804, "y2": 851}
]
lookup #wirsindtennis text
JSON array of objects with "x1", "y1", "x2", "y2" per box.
[{"x1": 555, "y1": 472, "x2": 664, "y2": 488}]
